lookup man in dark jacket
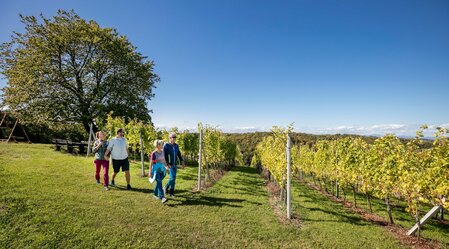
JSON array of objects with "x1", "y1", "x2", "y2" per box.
[{"x1": 164, "y1": 132, "x2": 185, "y2": 197}]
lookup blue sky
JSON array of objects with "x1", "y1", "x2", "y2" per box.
[{"x1": 1, "y1": 0, "x2": 448, "y2": 136}]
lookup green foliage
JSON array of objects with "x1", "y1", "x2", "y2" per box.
[
  {"x1": 227, "y1": 131, "x2": 433, "y2": 166},
  {"x1": 252, "y1": 125, "x2": 294, "y2": 188},
  {"x1": 398, "y1": 126, "x2": 430, "y2": 218},
  {"x1": 177, "y1": 130, "x2": 199, "y2": 163},
  {"x1": 428, "y1": 127, "x2": 449, "y2": 209},
  {"x1": 0, "y1": 10, "x2": 159, "y2": 133},
  {"x1": 199, "y1": 123, "x2": 243, "y2": 171},
  {"x1": 101, "y1": 113, "x2": 157, "y2": 154},
  {"x1": 289, "y1": 126, "x2": 449, "y2": 224},
  {"x1": 369, "y1": 134, "x2": 404, "y2": 200}
]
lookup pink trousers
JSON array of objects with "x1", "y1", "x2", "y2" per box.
[{"x1": 94, "y1": 159, "x2": 109, "y2": 186}]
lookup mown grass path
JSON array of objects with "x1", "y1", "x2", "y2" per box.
[{"x1": 1, "y1": 144, "x2": 407, "y2": 248}]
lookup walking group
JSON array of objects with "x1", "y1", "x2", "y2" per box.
[{"x1": 92, "y1": 128, "x2": 185, "y2": 204}]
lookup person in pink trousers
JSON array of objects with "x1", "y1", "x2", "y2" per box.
[{"x1": 93, "y1": 131, "x2": 110, "y2": 191}]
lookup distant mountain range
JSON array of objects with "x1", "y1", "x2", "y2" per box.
[{"x1": 362, "y1": 134, "x2": 435, "y2": 140}]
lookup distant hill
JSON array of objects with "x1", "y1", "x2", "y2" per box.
[{"x1": 226, "y1": 131, "x2": 434, "y2": 166}]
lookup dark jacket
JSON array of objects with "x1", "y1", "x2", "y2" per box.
[{"x1": 163, "y1": 142, "x2": 184, "y2": 166}]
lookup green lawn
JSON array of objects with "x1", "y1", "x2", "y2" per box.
[{"x1": 0, "y1": 143, "x2": 439, "y2": 248}]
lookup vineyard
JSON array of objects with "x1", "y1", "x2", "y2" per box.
[
  {"x1": 1, "y1": 119, "x2": 448, "y2": 248},
  {"x1": 101, "y1": 113, "x2": 448, "y2": 233},
  {"x1": 17, "y1": 112, "x2": 447, "y2": 246},
  {"x1": 252, "y1": 124, "x2": 448, "y2": 239},
  {"x1": 97, "y1": 114, "x2": 243, "y2": 186}
]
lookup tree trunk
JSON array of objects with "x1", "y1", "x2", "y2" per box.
[
  {"x1": 82, "y1": 120, "x2": 91, "y2": 135},
  {"x1": 331, "y1": 179, "x2": 335, "y2": 195},
  {"x1": 204, "y1": 154, "x2": 210, "y2": 184},
  {"x1": 415, "y1": 213, "x2": 421, "y2": 239},
  {"x1": 367, "y1": 194, "x2": 373, "y2": 213},
  {"x1": 282, "y1": 183, "x2": 286, "y2": 202},
  {"x1": 204, "y1": 165, "x2": 209, "y2": 185},
  {"x1": 385, "y1": 198, "x2": 394, "y2": 224},
  {"x1": 280, "y1": 184, "x2": 284, "y2": 200},
  {"x1": 285, "y1": 187, "x2": 288, "y2": 205},
  {"x1": 80, "y1": 102, "x2": 96, "y2": 135},
  {"x1": 323, "y1": 178, "x2": 329, "y2": 194},
  {"x1": 352, "y1": 185, "x2": 357, "y2": 208},
  {"x1": 335, "y1": 179, "x2": 339, "y2": 198}
]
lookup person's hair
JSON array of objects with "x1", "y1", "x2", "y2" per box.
[
  {"x1": 169, "y1": 132, "x2": 177, "y2": 138},
  {"x1": 154, "y1": 139, "x2": 164, "y2": 147},
  {"x1": 96, "y1": 131, "x2": 106, "y2": 140},
  {"x1": 116, "y1": 128, "x2": 123, "y2": 134}
]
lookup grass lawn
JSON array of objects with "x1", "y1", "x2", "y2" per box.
[{"x1": 0, "y1": 143, "x2": 440, "y2": 248}]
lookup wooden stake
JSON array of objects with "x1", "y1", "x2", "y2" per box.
[
  {"x1": 0, "y1": 113, "x2": 6, "y2": 127},
  {"x1": 139, "y1": 130, "x2": 145, "y2": 177},
  {"x1": 6, "y1": 120, "x2": 18, "y2": 143},
  {"x1": 287, "y1": 133, "x2": 292, "y2": 219},
  {"x1": 86, "y1": 123, "x2": 93, "y2": 157},
  {"x1": 198, "y1": 127, "x2": 203, "y2": 191},
  {"x1": 19, "y1": 122, "x2": 30, "y2": 143}
]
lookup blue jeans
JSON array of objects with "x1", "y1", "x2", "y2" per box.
[
  {"x1": 164, "y1": 165, "x2": 177, "y2": 195},
  {"x1": 152, "y1": 163, "x2": 166, "y2": 198},
  {"x1": 154, "y1": 178, "x2": 164, "y2": 198}
]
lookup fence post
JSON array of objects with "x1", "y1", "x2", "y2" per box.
[
  {"x1": 287, "y1": 133, "x2": 292, "y2": 219},
  {"x1": 198, "y1": 127, "x2": 203, "y2": 191},
  {"x1": 140, "y1": 130, "x2": 145, "y2": 177},
  {"x1": 335, "y1": 175, "x2": 339, "y2": 198},
  {"x1": 86, "y1": 123, "x2": 93, "y2": 157},
  {"x1": 335, "y1": 148, "x2": 339, "y2": 198}
]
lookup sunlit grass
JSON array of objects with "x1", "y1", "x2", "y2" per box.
[{"x1": 0, "y1": 143, "x2": 435, "y2": 248}]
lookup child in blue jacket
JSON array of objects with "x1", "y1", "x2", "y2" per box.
[{"x1": 149, "y1": 140, "x2": 168, "y2": 203}]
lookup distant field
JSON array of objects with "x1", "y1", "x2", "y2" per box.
[{"x1": 0, "y1": 143, "x2": 447, "y2": 248}]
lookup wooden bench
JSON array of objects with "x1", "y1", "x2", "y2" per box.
[{"x1": 52, "y1": 139, "x2": 88, "y2": 154}]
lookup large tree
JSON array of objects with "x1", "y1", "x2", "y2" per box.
[{"x1": 0, "y1": 10, "x2": 159, "y2": 133}]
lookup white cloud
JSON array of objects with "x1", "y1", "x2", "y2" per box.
[
  {"x1": 225, "y1": 126, "x2": 268, "y2": 133},
  {"x1": 315, "y1": 124, "x2": 407, "y2": 135},
  {"x1": 155, "y1": 125, "x2": 197, "y2": 132},
  {"x1": 155, "y1": 123, "x2": 448, "y2": 137},
  {"x1": 301, "y1": 123, "x2": 448, "y2": 137}
]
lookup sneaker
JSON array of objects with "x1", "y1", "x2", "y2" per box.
[
  {"x1": 96, "y1": 180, "x2": 100, "y2": 184},
  {"x1": 153, "y1": 195, "x2": 159, "y2": 200},
  {"x1": 110, "y1": 180, "x2": 115, "y2": 186},
  {"x1": 104, "y1": 186, "x2": 109, "y2": 191},
  {"x1": 127, "y1": 184, "x2": 132, "y2": 190},
  {"x1": 161, "y1": 197, "x2": 168, "y2": 203}
]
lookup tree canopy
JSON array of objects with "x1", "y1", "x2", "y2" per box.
[{"x1": 0, "y1": 10, "x2": 159, "y2": 133}]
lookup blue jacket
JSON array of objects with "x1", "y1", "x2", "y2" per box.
[
  {"x1": 151, "y1": 163, "x2": 166, "y2": 181},
  {"x1": 164, "y1": 142, "x2": 184, "y2": 166}
]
